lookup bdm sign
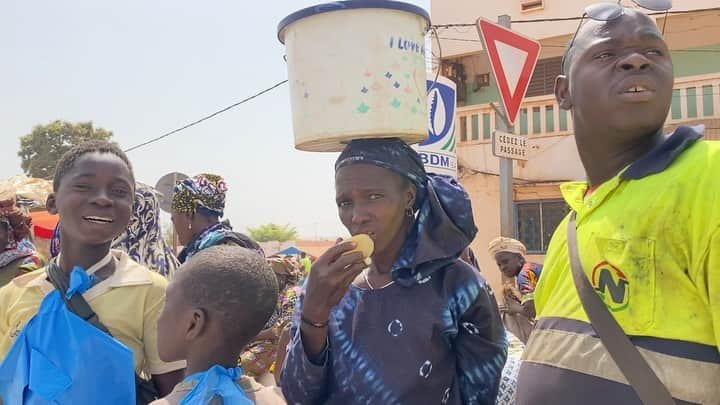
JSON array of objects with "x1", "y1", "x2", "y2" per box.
[
  {"x1": 415, "y1": 76, "x2": 458, "y2": 178},
  {"x1": 492, "y1": 130, "x2": 528, "y2": 161}
]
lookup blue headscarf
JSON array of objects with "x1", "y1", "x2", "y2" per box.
[{"x1": 335, "y1": 138, "x2": 477, "y2": 286}]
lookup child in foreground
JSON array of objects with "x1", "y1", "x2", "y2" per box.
[
  {"x1": 0, "y1": 141, "x2": 184, "y2": 403},
  {"x1": 152, "y1": 245, "x2": 285, "y2": 405}
]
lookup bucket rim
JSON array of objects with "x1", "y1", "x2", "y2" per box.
[{"x1": 277, "y1": 0, "x2": 431, "y2": 44}]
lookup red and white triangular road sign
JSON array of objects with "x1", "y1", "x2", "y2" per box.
[{"x1": 477, "y1": 18, "x2": 541, "y2": 126}]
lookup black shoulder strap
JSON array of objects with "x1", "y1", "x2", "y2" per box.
[
  {"x1": 46, "y1": 262, "x2": 110, "y2": 335},
  {"x1": 567, "y1": 212, "x2": 676, "y2": 404}
]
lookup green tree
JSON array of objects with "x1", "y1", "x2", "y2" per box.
[
  {"x1": 18, "y1": 120, "x2": 114, "y2": 179},
  {"x1": 247, "y1": 223, "x2": 298, "y2": 242}
]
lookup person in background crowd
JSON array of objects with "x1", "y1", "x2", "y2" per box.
[
  {"x1": 50, "y1": 183, "x2": 180, "y2": 278},
  {"x1": 0, "y1": 195, "x2": 44, "y2": 286},
  {"x1": 112, "y1": 183, "x2": 180, "y2": 277},
  {"x1": 299, "y1": 251, "x2": 311, "y2": 277},
  {"x1": 281, "y1": 138, "x2": 506, "y2": 405},
  {"x1": 489, "y1": 237, "x2": 541, "y2": 344},
  {"x1": 153, "y1": 245, "x2": 285, "y2": 404},
  {"x1": 241, "y1": 256, "x2": 302, "y2": 386},
  {"x1": 170, "y1": 174, "x2": 263, "y2": 264}
]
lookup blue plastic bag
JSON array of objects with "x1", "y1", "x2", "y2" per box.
[
  {"x1": 179, "y1": 365, "x2": 252, "y2": 405},
  {"x1": 0, "y1": 268, "x2": 135, "y2": 404}
]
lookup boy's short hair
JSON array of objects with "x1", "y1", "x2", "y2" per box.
[
  {"x1": 53, "y1": 140, "x2": 135, "y2": 191},
  {"x1": 178, "y1": 245, "x2": 279, "y2": 347}
]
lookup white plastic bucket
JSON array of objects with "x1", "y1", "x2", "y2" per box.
[{"x1": 278, "y1": 1, "x2": 431, "y2": 152}]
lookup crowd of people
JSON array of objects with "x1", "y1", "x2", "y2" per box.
[{"x1": 0, "y1": 5, "x2": 717, "y2": 405}]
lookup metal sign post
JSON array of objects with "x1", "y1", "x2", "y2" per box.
[
  {"x1": 477, "y1": 14, "x2": 541, "y2": 238},
  {"x1": 494, "y1": 15, "x2": 515, "y2": 238}
]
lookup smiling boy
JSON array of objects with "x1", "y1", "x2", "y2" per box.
[
  {"x1": 0, "y1": 141, "x2": 185, "y2": 400},
  {"x1": 516, "y1": 8, "x2": 720, "y2": 405}
]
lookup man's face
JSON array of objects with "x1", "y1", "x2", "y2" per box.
[
  {"x1": 558, "y1": 10, "x2": 673, "y2": 137},
  {"x1": 495, "y1": 252, "x2": 524, "y2": 278}
]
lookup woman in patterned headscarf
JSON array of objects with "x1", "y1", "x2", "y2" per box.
[
  {"x1": 0, "y1": 196, "x2": 44, "y2": 286},
  {"x1": 170, "y1": 173, "x2": 263, "y2": 263},
  {"x1": 240, "y1": 256, "x2": 302, "y2": 384},
  {"x1": 281, "y1": 138, "x2": 507, "y2": 405}
]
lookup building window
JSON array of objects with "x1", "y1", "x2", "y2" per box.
[
  {"x1": 515, "y1": 199, "x2": 570, "y2": 253},
  {"x1": 521, "y1": 0, "x2": 544, "y2": 12},
  {"x1": 526, "y1": 57, "x2": 562, "y2": 98}
]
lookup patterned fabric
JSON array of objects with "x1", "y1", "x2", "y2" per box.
[
  {"x1": 268, "y1": 256, "x2": 303, "y2": 285},
  {"x1": 281, "y1": 262, "x2": 507, "y2": 405},
  {"x1": 0, "y1": 207, "x2": 37, "y2": 269},
  {"x1": 177, "y1": 222, "x2": 264, "y2": 264},
  {"x1": 171, "y1": 174, "x2": 228, "y2": 217},
  {"x1": 335, "y1": 138, "x2": 478, "y2": 287},
  {"x1": 0, "y1": 244, "x2": 35, "y2": 270},
  {"x1": 240, "y1": 285, "x2": 300, "y2": 377},
  {"x1": 276, "y1": 285, "x2": 301, "y2": 331},
  {"x1": 111, "y1": 184, "x2": 179, "y2": 277},
  {"x1": 496, "y1": 333, "x2": 524, "y2": 405},
  {"x1": 49, "y1": 184, "x2": 179, "y2": 277},
  {"x1": 516, "y1": 262, "x2": 542, "y2": 297}
]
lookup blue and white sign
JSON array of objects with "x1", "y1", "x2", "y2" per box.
[{"x1": 416, "y1": 76, "x2": 458, "y2": 178}]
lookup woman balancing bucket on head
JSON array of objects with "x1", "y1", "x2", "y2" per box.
[{"x1": 280, "y1": 138, "x2": 507, "y2": 404}]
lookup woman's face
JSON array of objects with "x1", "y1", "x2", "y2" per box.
[
  {"x1": 335, "y1": 164, "x2": 414, "y2": 256},
  {"x1": 170, "y1": 211, "x2": 194, "y2": 245},
  {"x1": 495, "y1": 251, "x2": 524, "y2": 278}
]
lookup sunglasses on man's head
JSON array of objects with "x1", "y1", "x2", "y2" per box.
[{"x1": 561, "y1": 0, "x2": 673, "y2": 73}]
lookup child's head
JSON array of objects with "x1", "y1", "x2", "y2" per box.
[
  {"x1": 47, "y1": 140, "x2": 136, "y2": 248},
  {"x1": 157, "y1": 245, "x2": 279, "y2": 363}
]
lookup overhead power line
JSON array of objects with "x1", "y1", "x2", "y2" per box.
[
  {"x1": 121, "y1": 5, "x2": 720, "y2": 154},
  {"x1": 123, "y1": 80, "x2": 288, "y2": 153},
  {"x1": 437, "y1": 36, "x2": 720, "y2": 54},
  {"x1": 431, "y1": 6, "x2": 720, "y2": 29}
]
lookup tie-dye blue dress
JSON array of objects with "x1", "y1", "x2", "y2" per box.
[{"x1": 280, "y1": 260, "x2": 507, "y2": 405}]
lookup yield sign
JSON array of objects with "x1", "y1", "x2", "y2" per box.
[{"x1": 476, "y1": 18, "x2": 541, "y2": 125}]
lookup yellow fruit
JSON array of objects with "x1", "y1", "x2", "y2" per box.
[{"x1": 343, "y1": 234, "x2": 374, "y2": 259}]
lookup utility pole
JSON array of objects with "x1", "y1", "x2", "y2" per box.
[{"x1": 496, "y1": 14, "x2": 515, "y2": 238}]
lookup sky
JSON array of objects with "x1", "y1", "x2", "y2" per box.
[{"x1": 0, "y1": 0, "x2": 431, "y2": 239}]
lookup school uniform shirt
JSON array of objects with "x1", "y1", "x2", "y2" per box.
[
  {"x1": 516, "y1": 126, "x2": 720, "y2": 405},
  {"x1": 149, "y1": 375, "x2": 286, "y2": 405},
  {"x1": 0, "y1": 249, "x2": 186, "y2": 376}
]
